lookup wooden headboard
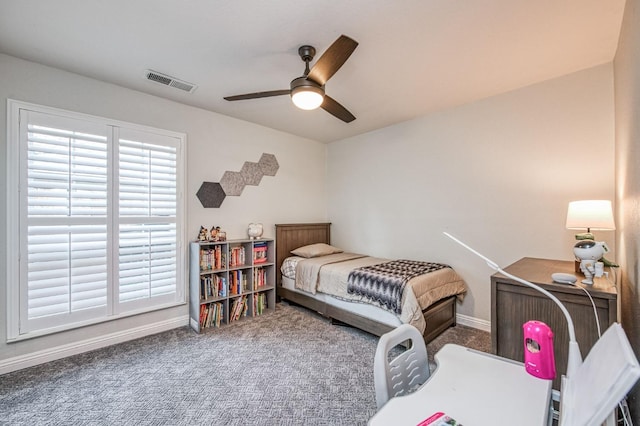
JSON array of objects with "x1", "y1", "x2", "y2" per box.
[{"x1": 275, "y1": 223, "x2": 331, "y2": 285}]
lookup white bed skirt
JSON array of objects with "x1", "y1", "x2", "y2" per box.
[{"x1": 281, "y1": 276, "x2": 401, "y2": 328}]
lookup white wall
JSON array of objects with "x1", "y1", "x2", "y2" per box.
[
  {"x1": 327, "y1": 64, "x2": 616, "y2": 322},
  {"x1": 0, "y1": 54, "x2": 327, "y2": 369},
  {"x1": 0, "y1": 53, "x2": 619, "y2": 371},
  {"x1": 614, "y1": 0, "x2": 640, "y2": 419}
]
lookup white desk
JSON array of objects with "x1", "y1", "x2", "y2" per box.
[{"x1": 369, "y1": 344, "x2": 552, "y2": 426}]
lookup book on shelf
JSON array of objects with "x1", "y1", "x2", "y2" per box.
[
  {"x1": 229, "y1": 270, "x2": 245, "y2": 295},
  {"x1": 199, "y1": 302, "x2": 224, "y2": 329},
  {"x1": 253, "y1": 293, "x2": 267, "y2": 316},
  {"x1": 219, "y1": 276, "x2": 226, "y2": 297},
  {"x1": 252, "y1": 267, "x2": 267, "y2": 290},
  {"x1": 200, "y1": 275, "x2": 227, "y2": 300},
  {"x1": 229, "y1": 246, "x2": 246, "y2": 268},
  {"x1": 253, "y1": 242, "x2": 268, "y2": 264},
  {"x1": 229, "y1": 296, "x2": 248, "y2": 322},
  {"x1": 199, "y1": 245, "x2": 225, "y2": 270}
]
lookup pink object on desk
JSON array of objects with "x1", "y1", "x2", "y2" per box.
[
  {"x1": 523, "y1": 320, "x2": 556, "y2": 380},
  {"x1": 417, "y1": 412, "x2": 461, "y2": 425}
]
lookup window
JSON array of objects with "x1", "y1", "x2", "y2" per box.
[{"x1": 7, "y1": 100, "x2": 186, "y2": 340}]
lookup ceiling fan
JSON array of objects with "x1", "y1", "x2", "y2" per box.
[{"x1": 224, "y1": 35, "x2": 358, "y2": 123}]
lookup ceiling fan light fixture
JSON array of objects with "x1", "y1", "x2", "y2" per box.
[
  {"x1": 290, "y1": 77, "x2": 324, "y2": 110},
  {"x1": 291, "y1": 85, "x2": 324, "y2": 110}
]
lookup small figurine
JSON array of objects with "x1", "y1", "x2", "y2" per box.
[
  {"x1": 218, "y1": 230, "x2": 226, "y2": 241},
  {"x1": 209, "y1": 226, "x2": 218, "y2": 241},
  {"x1": 198, "y1": 226, "x2": 209, "y2": 241}
]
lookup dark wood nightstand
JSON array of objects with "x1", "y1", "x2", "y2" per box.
[{"x1": 491, "y1": 257, "x2": 618, "y2": 390}]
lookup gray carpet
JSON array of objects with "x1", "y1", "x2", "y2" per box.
[{"x1": 0, "y1": 302, "x2": 490, "y2": 426}]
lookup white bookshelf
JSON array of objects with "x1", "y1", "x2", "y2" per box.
[{"x1": 189, "y1": 238, "x2": 276, "y2": 332}]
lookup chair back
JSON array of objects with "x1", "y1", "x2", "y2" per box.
[
  {"x1": 559, "y1": 322, "x2": 640, "y2": 426},
  {"x1": 374, "y1": 324, "x2": 430, "y2": 409}
]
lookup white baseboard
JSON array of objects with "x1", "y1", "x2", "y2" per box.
[
  {"x1": 456, "y1": 313, "x2": 491, "y2": 333},
  {"x1": 0, "y1": 315, "x2": 189, "y2": 375}
]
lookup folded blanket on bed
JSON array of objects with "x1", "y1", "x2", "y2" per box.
[{"x1": 347, "y1": 260, "x2": 450, "y2": 314}]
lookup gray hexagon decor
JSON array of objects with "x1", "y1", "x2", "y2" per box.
[
  {"x1": 220, "y1": 171, "x2": 244, "y2": 196},
  {"x1": 197, "y1": 153, "x2": 278, "y2": 208},
  {"x1": 196, "y1": 182, "x2": 226, "y2": 208},
  {"x1": 240, "y1": 161, "x2": 263, "y2": 186},
  {"x1": 258, "y1": 153, "x2": 279, "y2": 176}
]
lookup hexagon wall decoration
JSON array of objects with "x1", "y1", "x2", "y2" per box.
[
  {"x1": 196, "y1": 182, "x2": 226, "y2": 208},
  {"x1": 220, "y1": 171, "x2": 244, "y2": 196},
  {"x1": 197, "y1": 153, "x2": 278, "y2": 208},
  {"x1": 258, "y1": 153, "x2": 279, "y2": 176},
  {"x1": 240, "y1": 161, "x2": 263, "y2": 186}
]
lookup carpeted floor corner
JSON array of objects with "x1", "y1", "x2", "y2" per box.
[{"x1": 0, "y1": 302, "x2": 490, "y2": 426}]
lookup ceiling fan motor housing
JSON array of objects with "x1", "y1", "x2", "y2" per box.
[
  {"x1": 290, "y1": 76, "x2": 324, "y2": 93},
  {"x1": 298, "y1": 45, "x2": 316, "y2": 63}
]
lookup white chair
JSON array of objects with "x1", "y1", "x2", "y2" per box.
[{"x1": 374, "y1": 324, "x2": 431, "y2": 409}]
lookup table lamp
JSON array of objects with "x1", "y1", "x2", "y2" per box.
[
  {"x1": 565, "y1": 200, "x2": 615, "y2": 282},
  {"x1": 565, "y1": 200, "x2": 615, "y2": 237}
]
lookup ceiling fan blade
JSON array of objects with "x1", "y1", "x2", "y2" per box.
[
  {"x1": 306, "y1": 35, "x2": 358, "y2": 86},
  {"x1": 321, "y1": 95, "x2": 356, "y2": 123},
  {"x1": 224, "y1": 89, "x2": 290, "y2": 101}
]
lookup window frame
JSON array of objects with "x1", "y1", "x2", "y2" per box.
[{"x1": 6, "y1": 99, "x2": 187, "y2": 342}]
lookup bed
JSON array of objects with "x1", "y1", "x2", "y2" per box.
[{"x1": 275, "y1": 223, "x2": 466, "y2": 343}]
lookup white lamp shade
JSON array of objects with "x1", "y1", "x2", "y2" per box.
[
  {"x1": 566, "y1": 200, "x2": 616, "y2": 231},
  {"x1": 291, "y1": 87, "x2": 324, "y2": 110}
]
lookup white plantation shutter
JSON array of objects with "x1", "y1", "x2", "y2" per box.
[
  {"x1": 23, "y1": 113, "x2": 110, "y2": 331},
  {"x1": 26, "y1": 225, "x2": 108, "y2": 325},
  {"x1": 117, "y1": 129, "x2": 179, "y2": 310},
  {"x1": 119, "y1": 133, "x2": 177, "y2": 217},
  {"x1": 119, "y1": 223, "x2": 177, "y2": 302},
  {"x1": 8, "y1": 102, "x2": 185, "y2": 339}
]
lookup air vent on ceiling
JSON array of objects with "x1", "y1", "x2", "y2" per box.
[{"x1": 144, "y1": 70, "x2": 197, "y2": 93}]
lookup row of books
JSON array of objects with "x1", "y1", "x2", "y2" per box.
[
  {"x1": 200, "y1": 246, "x2": 225, "y2": 271},
  {"x1": 200, "y1": 275, "x2": 226, "y2": 300},
  {"x1": 229, "y1": 296, "x2": 248, "y2": 322},
  {"x1": 200, "y1": 292, "x2": 269, "y2": 327},
  {"x1": 253, "y1": 241, "x2": 268, "y2": 264},
  {"x1": 229, "y1": 270, "x2": 248, "y2": 295},
  {"x1": 253, "y1": 293, "x2": 268, "y2": 316},
  {"x1": 252, "y1": 267, "x2": 268, "y2": 290},
  {"x1": 200, "y1": 243, "x2": 269, "y2": 272},
  {"x1": 199, "y1": 302, "x2": 223, "y2": 329},
  {"x1": 201, "y1": 269, "x2": 270, "y2": 298},
  {"x1": 229, "y1": 246, "x2": 246, "y2": 268}
]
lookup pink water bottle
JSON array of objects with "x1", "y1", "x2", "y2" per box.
[{"x1": 522, "y1": 320, "x2": 556, "y2": 380}]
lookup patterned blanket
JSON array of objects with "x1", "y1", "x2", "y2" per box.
[{"x1": 347, "y1": 260, "x2": 450, "y2": 314}]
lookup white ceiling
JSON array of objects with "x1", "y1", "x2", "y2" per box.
[{"x1": 0, "y1": 0, "x2": 626, "y2": 143}]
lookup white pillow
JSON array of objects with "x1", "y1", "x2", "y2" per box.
[{"x1": 290, "y1": 243, "x2": 343, "y2": 258}]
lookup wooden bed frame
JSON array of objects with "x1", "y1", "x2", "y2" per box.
[{"x1": 275, "y1": 223, "x2": 457, "y2": 343}]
